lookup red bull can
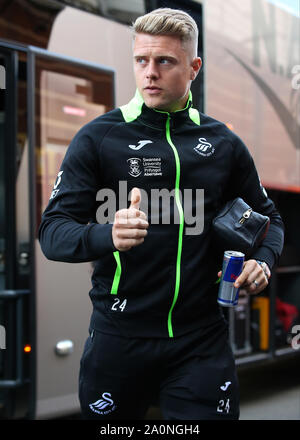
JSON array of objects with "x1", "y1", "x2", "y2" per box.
[{"x1": 217, "y1": 251, "x2": 245, "y2": 307}]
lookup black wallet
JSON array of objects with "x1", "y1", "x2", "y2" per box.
[{"x1": 212, "y1": 197, "x2": 270, "y2": 256}]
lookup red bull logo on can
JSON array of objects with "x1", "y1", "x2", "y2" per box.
[{"x1": 218, "y1": 251, "x2": 245, "y2": 307}]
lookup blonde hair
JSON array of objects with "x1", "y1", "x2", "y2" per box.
[{"x1": 132, "y1": 8, "x2": 198, "y2": 57}]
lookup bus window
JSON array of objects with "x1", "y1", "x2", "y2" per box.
[{"x1": 33, "y1": 56, "x2": 114, "y2": 228}]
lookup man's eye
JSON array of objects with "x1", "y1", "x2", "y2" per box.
[
  {"x1": 136, "y1": 58, "x2": 146, "y2": 64},
  {"x1": 159, "y1": 59, "x2": 169, "y2": 64}
]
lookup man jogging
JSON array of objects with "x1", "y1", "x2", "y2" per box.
[{"x1": 39, "y1": 8, "x2": 284, "y2": 420}]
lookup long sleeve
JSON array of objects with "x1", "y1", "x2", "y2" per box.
[
  {"x1": 38, "y1": 125, "x2": 116, "y2": 263},
  {"x1": 226, "y1": 135, "x2": 284, "y2": 269}
]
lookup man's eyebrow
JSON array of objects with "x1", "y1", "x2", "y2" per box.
[{"x1": 133, "y1": 54, "x2": 177, "y2": 60}]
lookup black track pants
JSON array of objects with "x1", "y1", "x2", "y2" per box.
[{"x1": 78, "y1": 319, "x2": 239, "y2": 420}]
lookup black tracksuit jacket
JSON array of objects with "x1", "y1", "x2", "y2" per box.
[{"x1": 39, "y1": 91, "x2": 284, "y2": 338}]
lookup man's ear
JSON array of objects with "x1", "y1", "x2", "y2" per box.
[{"x1": 190, "y1": 57, "x2": 202, "y2": 81}]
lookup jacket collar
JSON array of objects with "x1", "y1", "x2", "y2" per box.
[{"x1": 120, "y1": 90, "x2": 200, "y2": 130}]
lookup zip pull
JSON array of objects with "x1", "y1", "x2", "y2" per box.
[{"x1": 239, "y1": 208, "x2": 252, "y2": 224}]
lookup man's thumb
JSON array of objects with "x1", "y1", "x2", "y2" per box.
[{"x1": 129, "y1": 187, "x2": 141, "y2": 210}]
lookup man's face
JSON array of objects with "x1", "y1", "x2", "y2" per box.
[{"x1": 133, "y1": 33, "x2": 201, "y2": 113}]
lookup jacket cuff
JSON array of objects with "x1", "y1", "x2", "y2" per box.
[
  {"x1": 250, "y1": 247, "x2": 276, "y2": 271},
  {"x1": 87, "y1": 223, "x2": 116, "y2": 257}
]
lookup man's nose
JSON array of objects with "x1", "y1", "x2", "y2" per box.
[{"x1": 146, "y1": 60, "x2": 159, "y2": 79}]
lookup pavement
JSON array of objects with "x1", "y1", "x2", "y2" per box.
[{"x1": 238, "y1": 355, "x2": 300, "y2": 420}]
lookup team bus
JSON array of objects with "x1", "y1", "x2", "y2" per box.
[{"x1": 0, "y1": 0, "x2": 299, "y2": 419}]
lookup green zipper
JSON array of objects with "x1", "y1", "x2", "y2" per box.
[
  {"x1": 119, "y1": 91, "x2": 200, "y2": 336},
  {"x1": 110, "y1": 119, "x2": 184, "y2": 335},
  {"x1": 165, "y1": 115, "x2": 185, "y2": 338},
  {"x1": 111, "y1": 251, "x2": 122, "y2": 295}
]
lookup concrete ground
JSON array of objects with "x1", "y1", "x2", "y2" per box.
[{"x1": 238, "y1": 355, "x2": 300, "y2": 420}]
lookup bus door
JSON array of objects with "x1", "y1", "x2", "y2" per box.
[
  {"x1": 0, "y1": 43, "x2": 115, "y2": 419},
  {"x1": 29, "y1": 48, "x2": 115, "y2": 419},
  {"x1": 0, "y1": 45, "x2": 32, "y2": 419}
]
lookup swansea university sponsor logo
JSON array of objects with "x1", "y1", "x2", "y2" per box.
[
  {"x1": 127, "y1": 158, "x2": 142, "y2": 177},
  {"x1": 127, "y1": 157, "x2": 162, "y2": 178},
  {"x1": 89, "y1": 392, "x2": 116, "y2": 415}
]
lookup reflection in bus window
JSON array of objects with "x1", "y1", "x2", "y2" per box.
[
  {"x1": 34, "y1": 58, "x2": 114, "y2": 227},
  {"x1": 16, "y1": 58, "x2": 29, "y2": 261}
]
